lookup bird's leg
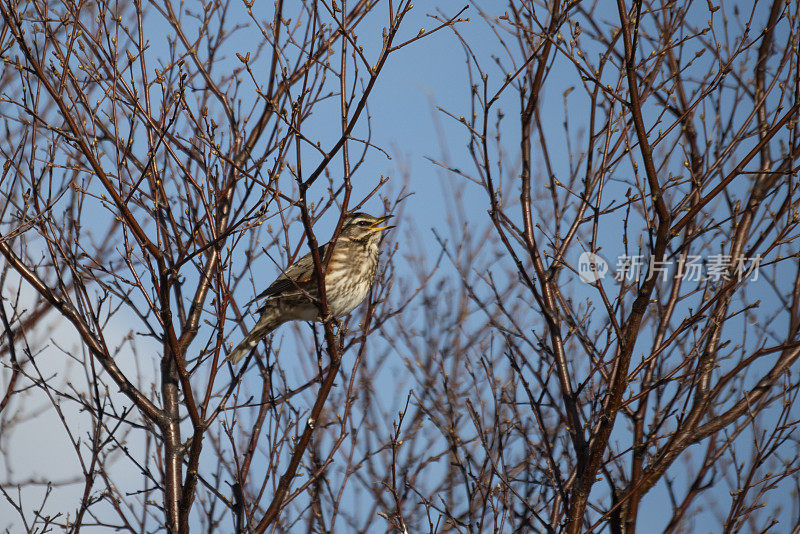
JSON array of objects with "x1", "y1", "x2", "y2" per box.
[{"x1": 320, "y1": 312, "x2": 343, "y2": 331}]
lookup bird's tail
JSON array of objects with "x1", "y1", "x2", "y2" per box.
[{"x1": 227, "y1": 306, "x2": 283, "y2": 364}]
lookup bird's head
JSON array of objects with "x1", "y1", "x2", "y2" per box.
[{"x1": 339, "y1": 212, "x2": 393, "y2": 244}]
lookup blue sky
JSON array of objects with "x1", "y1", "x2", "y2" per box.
[{"x1": 2, "y1": 0, "x2": 798, "y2": 531}]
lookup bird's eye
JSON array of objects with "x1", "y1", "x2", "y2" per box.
[{"x1": 357, "y1": 220, "x2": 371, "y2": 226}]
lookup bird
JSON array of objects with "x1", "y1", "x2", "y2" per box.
[{"x1": 227, "y1": 212, "x2": 393, "y2": 364}]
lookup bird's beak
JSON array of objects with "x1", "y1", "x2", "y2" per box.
[{"x1": 370, "y1": 214, "x2": 394, "y2": 232}]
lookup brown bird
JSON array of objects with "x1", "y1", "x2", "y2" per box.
[{"x1": 227, "y1": 212, "x2": 392, "y2": 364}]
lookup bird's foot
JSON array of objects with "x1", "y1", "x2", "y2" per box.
[{"x1": 320, "y1": 314, "x2": 343, "y2": 330}]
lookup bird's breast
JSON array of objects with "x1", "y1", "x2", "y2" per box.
[{"x1": 325, "y1": 248, "x2": 379, "y2": 317}]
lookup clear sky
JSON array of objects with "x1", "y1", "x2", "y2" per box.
[{"x1": 2, "y1": 0, "x2": 796, "y2": 531}]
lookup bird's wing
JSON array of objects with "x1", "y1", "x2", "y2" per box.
[{"x1": 254, "y1": 244, "x2": 328, "y2": 302}]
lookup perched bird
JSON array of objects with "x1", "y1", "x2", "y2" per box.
[{"x1": 227, "y1": 212, "x2": 393, "y2": 364}]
